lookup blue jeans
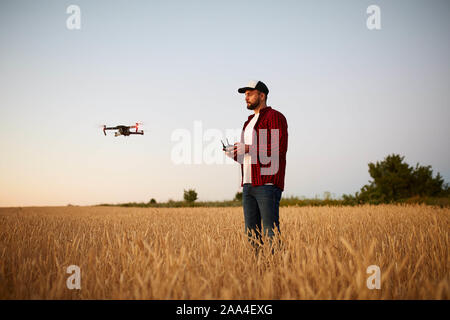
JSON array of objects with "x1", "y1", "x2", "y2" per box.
[{"x1": 242, "y1": 184, "x2": 282, "y2": 245}]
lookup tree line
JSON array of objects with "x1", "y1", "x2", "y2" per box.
[{"x1": 98, "y1": 154, "x2": 449, "y2": 208}]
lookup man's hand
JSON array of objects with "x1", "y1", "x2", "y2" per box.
[
  {"x1": 234, "y1": 142, "x2": 249, "y2": 156},
  {"x1": 224, "y1": 142, "x2": 249, "y2": 159}
]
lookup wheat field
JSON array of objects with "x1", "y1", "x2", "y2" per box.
[{"x1": 0, "y1": 204, "x2": 448, "y2": 299}]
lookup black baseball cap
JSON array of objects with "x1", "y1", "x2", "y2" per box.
[{"x1": 238, "y1": 80, "x2": 269, "y2": 95}]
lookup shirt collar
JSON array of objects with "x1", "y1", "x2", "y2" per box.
[{"x1": 247, "y1": 106, "x2": 272, "y2": 120}]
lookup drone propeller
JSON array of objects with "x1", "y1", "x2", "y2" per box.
[{"x1": 129, "y1": 122, "x2": 145, "y2": 132}]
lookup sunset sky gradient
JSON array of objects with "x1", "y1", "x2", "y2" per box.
[{"x1": 1, "y1": 0, "x2": 449, "y2": 206}]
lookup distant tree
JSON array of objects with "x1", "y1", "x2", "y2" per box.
[
  {"x1": 183, "y1": 189, "x2": 198, "y2": 203},
  {"x1": 149, "y1": 198, "x2": 157, "y2": 204},
  {"x1": 410, "y1": 163, "x2": 447, "y2": 197},
  {"x1": 350, "y1": 154, "x2": 449, "y2": 204},
  {"x1": 341, "y1": 193, "x2": 358, "y2": 205},
  {"x1": 323, "y1": 191, "x2": 332, "y2": 200},
  {"x1": 234, "y1": 191, "x2": 243, "y2": 201}
]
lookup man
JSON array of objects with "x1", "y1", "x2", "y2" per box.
[{"x1": 225, "y1": 80, "x2": 288, "y2": 249}]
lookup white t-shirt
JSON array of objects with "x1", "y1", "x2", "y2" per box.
[
  {"x1": 243, "y1": 114, "x2": 259, "y2": 184},
  {"x1": 243, "y1": 113, "x2": 274, "y2": 185}
]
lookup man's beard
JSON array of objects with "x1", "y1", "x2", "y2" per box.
[{"x1": 246, "y1": 99, "x2": 260, "y2": 110}]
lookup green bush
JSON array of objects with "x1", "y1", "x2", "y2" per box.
[
  {"x1": 351, "y1": 154, "x2": 449, "y2": 204},
  {"x1": 183, "y1": 189, "x2": 198, "y2": 203}
]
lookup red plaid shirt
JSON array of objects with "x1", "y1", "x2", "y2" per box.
[{"x1": 234, "y1": 106, "x2": 288, "y2": 191}]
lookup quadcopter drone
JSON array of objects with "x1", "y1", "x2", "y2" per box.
[{"x1": 103, "y1": 123, "x2": 144, "y2": 137}]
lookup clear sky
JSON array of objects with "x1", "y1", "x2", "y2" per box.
[{"x1": 1, "y1": 0, "x2": 449, "y2": 206}]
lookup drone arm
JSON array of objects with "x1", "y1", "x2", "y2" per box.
[{"x1": 103, "y1": 126, "x2": 119, "y2": 136}]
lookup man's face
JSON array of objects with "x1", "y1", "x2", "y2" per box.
[{"x1": 245, "y1": 89, "x2": 262, "y2": 110}]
